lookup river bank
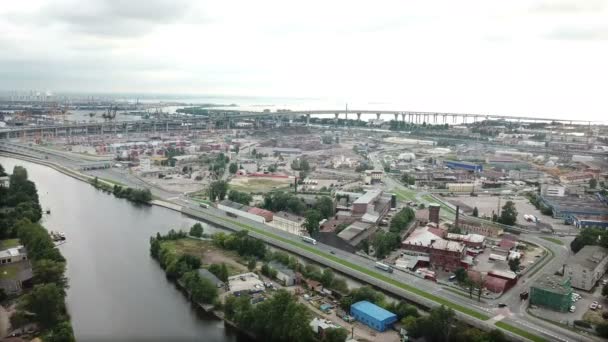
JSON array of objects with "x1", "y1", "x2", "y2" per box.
[{"x1": 0, "y1": 155, "x2": 247, "y2": 341}]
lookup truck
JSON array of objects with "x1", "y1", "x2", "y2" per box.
[
  {"x1": 226, "y1": 211, "x2": 238, "y2": 218},
  {"x1": 199, "y1": 203, "x2": 209, "y2": 209},
  {"x1": 375, "y1": 262, "x2": 393, "y2": 273},
  {"x1": 302, "y1": 236, "x2": 317, "y2": 245}
]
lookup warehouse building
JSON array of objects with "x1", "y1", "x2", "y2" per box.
[
  {"x1": 444, "y1": 160, "x2": 483, "y2": 173},
  {"x1": 540, "y1": 195, "x2": 608, "y2": 219},
  {"x1": 530, "y1": 274, "x2": 573, "y2": 312},
  {"x1": 352, "y1": 190, "x2": 383, "y2": 215},
  {"x1": 564, "y1": 245, "x2": 608, "y2": 291},
  {"x1": 570, "y1": 215, "x2": 608, "y2": 229},
  {"x1": 350, "y1": 301, "x2": 397, "y2": 332}
]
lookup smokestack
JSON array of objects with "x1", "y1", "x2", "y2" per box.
[{"x1": 455, "y1": 205, "x2": 460, "y2": 229}]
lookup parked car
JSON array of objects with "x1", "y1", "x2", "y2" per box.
[
  {"x1": 498, "y1": 303, "x2": 507, "y2": 308},
  {"x1": 590, "y1": 302, "x2": 598, "y2": 310},
  {"x1": 569, "y1": 305, "x2": 576, "y2": 313}
]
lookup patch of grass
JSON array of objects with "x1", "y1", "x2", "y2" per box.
[
  {"x1": 539, "y1": 237, "x2": 564, "y2": 245},
  {"x1": 97, "y1": 177, "x2": 127, "y2": 187},
  {"x1": 204, "y1": 211, "x2": 490, "y2": 321},
  {"x1": 229, "y1": 178, "x2": 290, "y2": 193},
  {"x1": 495, "y1": 321, "x2": 547, "y2": 342},
  {"x1": 0, "y1": 239, "x2": 20, "y2": 250},
  {"x1": 0, "y1": 264, "x2": 20, "y2": 280},
  {"x1": 392, "y1": 188, "x2": 417, "y2": 202}
]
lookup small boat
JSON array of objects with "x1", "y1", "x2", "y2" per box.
[{"x1": 49, "y1": 231, "x2": 66, "y2": 242}]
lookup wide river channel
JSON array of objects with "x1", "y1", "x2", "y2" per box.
[{"x1": 0, "y1": 156, "x2": 247, "y2": 342}]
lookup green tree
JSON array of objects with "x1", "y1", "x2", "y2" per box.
[
  {"x1": 602, "y1": 283, "x2": 608, "y2": 297},
  {"x1": 19, "y1": 283, "x2": 66, "y2": 328},
  {"x1": 508, "y1": 257, "x2": 521, "y2": 272},
  {"x1": 372, "y1": 231, "x2": 400, "y2": 259},
  {"x1": 454, "y1": 268, "x2": 468, "y2": 283},
  {"x1": 320, "y1": 268, "x2": 335, "y2": 288},
  {"x1": 228, "y1": 190, "x2": 253, "y2": 205},
  {"x1": 247, "y1": 258, "x2": 257, "y2": 272},
  {"x1": 208, "y1": 181, "x2": 229, "y2": 201},
  {"x1": 315, "y1": 196, "x2": 334, "y2": 219},
  {"x1": 498, "y1": 201, "x2": 518, "y2": 226},
  {"x1": 229, "y1": 162, "x2": 238, "y2": 174},
  {"x1": 597, "y1": 323, "x2": 608, "y2": 338},
  {"x1": 44, "y1": 320, "x2": 75, "y2": 342},
  {"x1": 303, "y1": 210, "x2": 321, "y2": 236},
  {"x1": 590, "y1": 178, "x2": 598, "y2": 189},
  {"x1": 324, "y1": 327, "x2": 348, "y2": 342},
  {"x1": 219, "y1": 263, "x2": 229, "y2": 282},
  {"x1": 189, "y1": 223, "x2": 204, "y2": 238},
  {"x1": 33, "y1": 259, "x2": 68, "y2": 290},
  {"x1": 472, "y1": 207, "x2": 479, "y2": 217}
]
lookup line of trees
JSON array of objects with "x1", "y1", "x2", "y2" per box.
[
  {"x1": 212, "y1": 230, "x2": 267, "y2": 259},
  {"x1": 227, "y1": 190, "x2": 252, "y2": 205},
  {"x1": 89, "y1": 177, "x2": 152, "y2": 204},
  {"x1": 0, "y1": 164, "x2": 74, "y2": 341},
  {"x1": 389, "y1": 207, "x2": 415, "y2": 234},
  {"x1": 0, "y1": 166, "x2": 43, "y2": 238}
]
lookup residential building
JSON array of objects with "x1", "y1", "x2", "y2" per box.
[
  {"x1": 530, "y1": 274, "x2": 573, "y2": 312},
  {"x1": 269, "y1": 261, "x2": 296, "y2": 286},
  {"x1": 564, "y1": 245, "x2": 608, "y2": 291},
  {"x1": 350, "y1": 301, "x2": 397, "y2": 332},
  {"x1": 270, "y1": 211, "x2": 305, "y2": 235},
  {"x1": 458, "y1": 220, "x2": 504, "y2": 238},
  {"x1": 447, "y1": 183, "x2": 475, "y2": 193},
  {"x1": 560, "y1": 172, "x2": 595, "y2": 184},
  {"x1": 309, "y1": 317, "x2": 341, "y2": 339}
]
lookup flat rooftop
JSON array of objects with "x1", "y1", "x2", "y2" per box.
[
  {"x1": 532, "y1": 274, "x2": 571, "y2": 295},
  {"x1": 353, "y1": 190, "x2": 382, "y2": 205}
]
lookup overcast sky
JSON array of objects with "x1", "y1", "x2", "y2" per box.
[{"x1": 1, "y1": 0, "x2": 607, "y2": 119}]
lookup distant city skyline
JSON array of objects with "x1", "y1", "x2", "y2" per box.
[{"x1": 1, "y1": 0, "x2": 607, "y2": 121}]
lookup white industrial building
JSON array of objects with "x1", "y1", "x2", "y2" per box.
[{"x1": 270, "y1": 211, "x2": 305, "y2": 235}]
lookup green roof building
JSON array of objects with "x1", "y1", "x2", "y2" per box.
[{"x1": 530, "y1": 274, "x2": 573, "y2": 312}]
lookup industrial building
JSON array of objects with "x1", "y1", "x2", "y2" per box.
[
  {"x1": 444, "y1": 160, "x2": 483, "y2": 173},
  {"x1": 352, "y1": 190, "x2": 383, "y2": 215},
  {"x1": 530, "y1": 274, "x2": 573, "y2": 312},
  {"x1": 428, "y1": 204, "x2": 440, "y2": 225},
  {"x1": 540, "y1": 195, "x2": 608, "y2": 219},
  {"x1": 570, "y1": 215, "x2": 608, "y2": 229},
  {"x1": 564, "y1": 245, "x2": 608, "y2": 291},
  {"x1": 445, "y1": 233, "x2": 485, "y2": 248},
  {"x1": 268, "y1": 261, "x2": 296, "y2": 286},
  {"x1": 401, "y1": 226, "x2": 466, "y2": 272},
  {"x1": 364, "y1": 170, "x2": 384, "y2": 185},
  {"x1": 350, "y1": 301, "x2": 397, "y2": 332}
]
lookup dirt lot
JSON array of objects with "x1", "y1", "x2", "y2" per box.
[
  {"x1": 229, "y1": 177, "x2": 292, "y2": 193},
  {"x1": 161, "y1": 238, "x2": 247, "y2": 276},
  {"x1": 445, "y1": 195, "x2": 572, "y2": 231}
]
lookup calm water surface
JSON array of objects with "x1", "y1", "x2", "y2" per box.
[{"x1": 0, "y1": 157, "x2": 245, "y2": 342}]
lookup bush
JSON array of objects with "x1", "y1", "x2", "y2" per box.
[{"x1": 574, "y1": 320, "x2": 592, "y2": 328}]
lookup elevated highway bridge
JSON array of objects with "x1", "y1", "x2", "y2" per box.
[{"x1": 0, "y1": 109, "x2": 593, "y2": 140}]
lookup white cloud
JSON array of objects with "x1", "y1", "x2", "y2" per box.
[{"x1": 0, "y1": 0, "x2": 607, "y2": 120}]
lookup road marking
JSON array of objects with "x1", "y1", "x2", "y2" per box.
[{"x1": 513, "y1": 319, "x2": 570, "y2": 342}]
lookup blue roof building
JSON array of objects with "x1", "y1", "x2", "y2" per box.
[
  {"x1": 445, "y1": 160, "x2": 483, "y2": 173},
  {"x1": 350, "y1": 301, "x2": 397, "y2": 332}
]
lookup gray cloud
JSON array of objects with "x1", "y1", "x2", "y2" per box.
[{"x1": 41, "y1": 0, "x2": 194, "y2": 38}]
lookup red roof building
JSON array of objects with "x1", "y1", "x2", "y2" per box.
[{"x1": 247, "y1": 207, "x2": 274, "y2": 222}]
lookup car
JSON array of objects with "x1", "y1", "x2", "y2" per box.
[
  {"x1": 448, "y1": 275, "x2": 457, "y2": 281},
  {"x1": 602, "y1": 279, "x2": 608, "y2": 286},
  {"x1": 590, "y1": 303, "x2": 598, "y2": 310},
  {"x1": 330, "y1": 251, "x2": 336, "y2": 255},
  {"x1": 498, "y1": 303, "x2": 507, "y2": 308},
  {"x1": 569, "y1": 306, "x2": 576, "y2": 313}
]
